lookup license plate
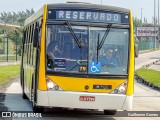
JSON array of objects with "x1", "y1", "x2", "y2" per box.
[{"x1": 79, "y1": 96, "x2": 95, "y2": 101}]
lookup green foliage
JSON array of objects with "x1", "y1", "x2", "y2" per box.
[
  {"x1": 0, "y1": 29, "x2": 4, "y2": 34},
  {"x1": 7, "y1": 28, "x2": 23, "y2": 45},
  {"x1": 0, "y1": 9, "x2": 34, "y2": 53},
  {"x1": 0, "y1": 9, "x2": 35, "y2": 26},
  {"x1": 133, "y1": 17, "x2": 142, "y2": 28},
  {"x1": 136, "y1": 68, "x2": 160, "y2": 86},
  {"x1": 0, "y1": 65, "x2": 20, "y2": 86},
  {"x1": 133, "y1": 17, "x2": 154, "y2": 28}
]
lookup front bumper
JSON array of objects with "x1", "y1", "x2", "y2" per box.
[{"x1": 37, "y1": 90, "x2": 133, "y2": 111}]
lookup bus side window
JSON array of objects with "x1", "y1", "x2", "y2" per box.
[
  {"x1": 29, "y1": 24, "x2": 34, "y2": 65},
  {"x1": 26, "y1": 26, "x2": 31, "y2": 64},
  {"x1": 28, "y1": 25, "x2": 33, "y2": 65}
]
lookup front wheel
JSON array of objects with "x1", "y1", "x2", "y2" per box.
[
  {"x1": 33, "y1": 105, "x2": 44, "y2": 113},
  {"x1": 32, "y1": 94, "x2": 44, "y2": 113},
  {"x1": 31, "y1": 88, "x2": 44, "y2": 113},
  {"x1": 104, "y1": 110, "x2": 117, "y2": 115},
  {"x1": 22, "y1": 74, "x2": 28, "y2": 99}
]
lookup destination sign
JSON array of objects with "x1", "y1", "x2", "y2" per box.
[{"x1": 48, "y1": 10, "x2": 129, "y2": 23}]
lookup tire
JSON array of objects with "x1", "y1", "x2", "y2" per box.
[
  {"x1": 22, "y1": 71, "x2": 28, "y2": 99},
  {"x1": 22, "y1": 83, "x2": 28, "y2": 99},
  {"x1": 22, "y1": 92, "x2": 28, "y2": 99},
  {"x1": 33, "y1": 105, "x2": 44, "y2": 113},
  {"x1": 104, "y1": 110, "x2": 117, "y2": 115},
  {"x1": 31, "y1": 82, "x2": 44, "y2": 113}
]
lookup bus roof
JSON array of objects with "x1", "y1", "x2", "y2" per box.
[
  {"x1": 47, "y1": 3, "x2": 130, "y2": 13},
  {"x1": 24, "y1": 3, "x2": 130, "y2": 27},
  {"x1": 24, "y1": 6, "x2": 44, "y2": 27}
]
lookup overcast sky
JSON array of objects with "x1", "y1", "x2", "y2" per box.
[{"x1": 0, "y1": 0, "x2": 157, "y2": 23}]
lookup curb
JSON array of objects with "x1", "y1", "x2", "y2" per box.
[
  {"x1": 142, "y1": 60, "x2": 160, "y2": 68},
  {"x1": 135, "y1": 60, "x2": 160, "y2": 92}
]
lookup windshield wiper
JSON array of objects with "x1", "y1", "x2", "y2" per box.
[
  {"x1": 70, "y1": 33, "x2": 83, "y2": 71},
  {"x1": 97, "y1": 24, "x2": 112, "y2": 50},
  {"x1": 65, "y1": 21, "x2": 82, "y2": 48},
  {"x1": 96, "y1": 24, "x2": 112, "y2": 62},
  {"x1": 97, "y1": 34, "x2": 100, "y2": 62}
]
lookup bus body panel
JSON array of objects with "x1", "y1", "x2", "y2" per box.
[
  {"x1": 22, "y1": 5, "x2": 47, "y2": 100},
  {"x1": 37, "y1": 90, "x2": 133, "y2": 110},
  {"x1": 126, "y1": 11, "x2": 134, "y2": 96},
  {"x1": 38, "y1": 5, "x2": 48, "y2": 91},
  {"x1": 23, "y1": 46, "x2": 34, "y2": 99},
  {"x1": 47, "y1": 75, "x2": 126, "y2": 93}
]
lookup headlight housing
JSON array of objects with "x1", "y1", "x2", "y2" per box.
[
  {"x1": 110, "y1": 81, "x2": 127, "y2": 94},
  {"x1": 46, "y1": 77, "x2": 62, "y2": 91}
]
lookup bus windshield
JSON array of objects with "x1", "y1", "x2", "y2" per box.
[
  {"x1": 89, "y1": 27, "x2": 129, "y2": 75},
  {"x1": 46, "y1": 25, "x2": 129, "y2": 75}
]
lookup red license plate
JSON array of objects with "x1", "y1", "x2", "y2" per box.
[{"x1": 79, "y1": 96, "x2": 95, "y2": 101}]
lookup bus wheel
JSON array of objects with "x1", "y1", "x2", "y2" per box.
[
  {"x1": 31, "y1": 88, "x2": 44, "y2": 113},
  {"x1": 22, "y1": 79, "x2": 28, "y2": 99},
  {"x1": 104, "y1": 110, "x2": 117, "y2": 115},
  {"x1": 32, "y1": 95, "x2": 44, "y2": 113},
  {"x1": 33, "y1": 106, "x2": 44, "y2": 113},
  {"x1": 22, "y1": 92, "x2": 28, "y2": 99}
]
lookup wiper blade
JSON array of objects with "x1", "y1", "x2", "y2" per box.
[
  {"x1": 97, "y1": 24, "x2": 112, "y2": 50},
  {"x1": 65, "y1": 21, "x2": 82, "y2": 48},
  {"x1": 96, "y1": 24, "x2": 112, "y2": 63},
  {"x1": 96, "y1": 34, "x2": 100, "y2": 62}
]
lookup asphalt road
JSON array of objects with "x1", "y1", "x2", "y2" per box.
[{"x1": 1, "y1": 50, "x2": 160, "y2": 120}]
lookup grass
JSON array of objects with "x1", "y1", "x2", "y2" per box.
[
  {"x1": 0, "y1": 65, "x2": 20, "y2": 86},
  {"x1": 136, "y1": 68, "x2": 160, "y2": 86},
  {"x1": 0, "y1": 55, "x2": 21, "y2": 61}
]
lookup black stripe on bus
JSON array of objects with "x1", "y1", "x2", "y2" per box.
[{"x1": 46, "y1": 71, "x2": 128, "y2": 79}]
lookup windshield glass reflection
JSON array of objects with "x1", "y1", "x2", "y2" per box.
[
  {"x1": 46, "y1": 25, "x2": 129, "y2": 75},
  {"x1": 89, "y1": 27, "x2": 129, "y2": 75},
  {"x1": 46, "y1": 25, "x2": 88, "y2": 73}
]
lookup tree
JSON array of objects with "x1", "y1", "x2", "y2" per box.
[
  {"x1": 0, "y1": 9, "x2": 35, "y2": 26},
  {"x1": 0, "y1": 9, "x2": 35, "y2": 54},
  {"x1": 7, "y1": 28, "x2": 23, "y2": 55},
  {"x1": 7, "y1": 28, "x2": 23, "y2": 45},
  {"x1": 133, "y1": 17, "x2": 142, "y2": 28}
]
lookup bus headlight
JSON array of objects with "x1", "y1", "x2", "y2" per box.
[
  {"x1": 118, "y1": 86, "x2": 126, "y2": 93},
  {"x1": 110, "y1": 81, "x2": 127, "y2": 94},
  {"x1": 46, "y1": 77, "x2": 62, "y2": 91},
  {"x1": 47, "y1": 80, "x2": 54, "y2": 89}
]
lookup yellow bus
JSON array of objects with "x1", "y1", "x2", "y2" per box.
[{"x1": 20, "y1": 2, "x2": 134, "y2": 114}]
